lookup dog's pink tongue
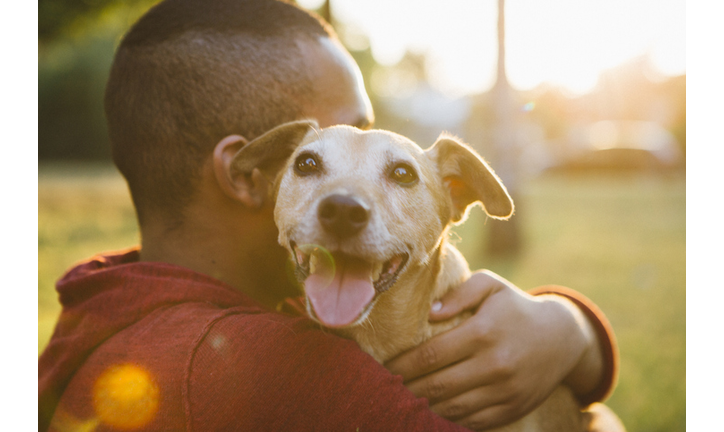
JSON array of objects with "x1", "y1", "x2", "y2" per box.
[{"x1": 305, "y1": 255, "x2": 374, "y2": 328}]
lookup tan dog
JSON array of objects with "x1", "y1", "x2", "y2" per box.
[{"x1": 230, "y1": 120, "x2": 585, "y2": 432}]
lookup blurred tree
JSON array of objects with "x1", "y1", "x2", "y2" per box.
[
  {"x1": 39, "y1": 0, "x2": 104, "y2": 42},
  {"x1": 39, "y1": 0, "x2": 157, "y2": 161},
  {"x1": 39, "y1": 0, "x2": 153, "y2": 42},
  {"x1": 660, "y1": 75, "x2": 685, "y2": 157},
  {"x1": 39, "y1": 36, "x2": 117, "y2": 160}
]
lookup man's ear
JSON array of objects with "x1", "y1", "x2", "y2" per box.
[
  {"x1": 213, "y1": 120, "x2": 318, "y2": 209},
  {"x1": 213, "y1": 134, "x2": 266, "y2": 209},
  {"x1": 426, "y1": 134, "x2": 514, "y2": 224}
]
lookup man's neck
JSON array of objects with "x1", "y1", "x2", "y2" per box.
[{"x1": 138, "y1": 205, "x2": 299, "y2": 310}]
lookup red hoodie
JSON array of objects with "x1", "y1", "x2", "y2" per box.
[
  {"x1": 39, "y1": 249, "x2": 617, "y2": 431},
  {"x1": 39, "y1": 249, "x2": 474, "y2": 431}
]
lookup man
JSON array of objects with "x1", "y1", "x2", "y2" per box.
[{"x1": 39, "y1": 0, "x2": 618, "y2": 430}]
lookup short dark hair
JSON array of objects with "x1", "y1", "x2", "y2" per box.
[{"x1": 105, "y1": 0, "x2": 334, "y2": 226}]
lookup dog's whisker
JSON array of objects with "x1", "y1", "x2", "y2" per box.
[
  {"x1": 361, "y1": 314, "x2": 376, "y2": 335},
  {"x1": 310, "y1": 123, "x2": 324, "y2": 147}
]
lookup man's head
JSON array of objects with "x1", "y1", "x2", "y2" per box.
[{"x1": 105, "y1": 0, "x2": 373, "y2": 228}]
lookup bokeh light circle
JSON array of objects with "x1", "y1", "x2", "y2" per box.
[{"x1": 93, "y1": 363, "x2": 159, "y2": 430}]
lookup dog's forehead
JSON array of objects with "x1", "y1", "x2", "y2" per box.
[{"x1": 301, "y1": 126, "x2": 424, "y2": 163}]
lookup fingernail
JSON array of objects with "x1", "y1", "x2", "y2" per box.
[{"x1": 431, "y1": 301, "x2": 443, "y2": 312}]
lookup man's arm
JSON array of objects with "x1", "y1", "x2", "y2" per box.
[
  {"x1": 529, "y1": 284, "x2": 618, "y2": 406},
  {"x1": 385, "y1": 271, "x2": 618, "y2": 431}
]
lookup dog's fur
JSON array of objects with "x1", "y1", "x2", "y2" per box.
[{"x1": 231, "y1": 120, "x2": 585, "y2": 431}]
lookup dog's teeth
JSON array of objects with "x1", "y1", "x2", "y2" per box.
[
  {"x1": 388, "y1": 256, "x2": 402, "y2": 273},
  {"x1": 372, "y1": 262, "x2": 383, "y2": 281},
  {"x1": 309, "y1": 252, "x2": 318, "y2": 275}
]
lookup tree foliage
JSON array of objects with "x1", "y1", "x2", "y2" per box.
[{"x1": 39, "y1": 0, "x2": 157, "y2": 160}]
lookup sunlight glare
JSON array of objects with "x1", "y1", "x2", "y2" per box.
[{"x1": 328, "y1": 0, "x2": 685, "y2": 96}]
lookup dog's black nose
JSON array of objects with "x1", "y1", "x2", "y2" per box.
[{"x1": 318, "y1": 194, "x2": 370, "y2": 238}]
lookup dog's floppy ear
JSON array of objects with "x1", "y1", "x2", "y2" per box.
[
  {"x1": 230, "y1": 119, "x2": 318, "y2": 180},
  {"x1": 214, "y1": 120, "x2": 317, "y2": 209},
  {"x1": 426, "y1": 134, "x2": 514, "y2": 223}
]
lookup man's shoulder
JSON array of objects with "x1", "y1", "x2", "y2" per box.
[
  {"x1": 190, "y1": 308, "x2": 392, "y2": 392},
  {"x1": 186, "y1": 310, "x2": 440, "y2": 431},
  {"x1": 195, "y1": 307, "x2": 364, "y2": 365}
]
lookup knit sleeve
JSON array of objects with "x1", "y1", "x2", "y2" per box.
[{"x1": 528, "y1": 285, "x2": 619, "y2": 406}]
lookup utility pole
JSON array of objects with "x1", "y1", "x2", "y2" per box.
[{"x1": 487, "y1": 0, "x2": 522, "y2": 255}]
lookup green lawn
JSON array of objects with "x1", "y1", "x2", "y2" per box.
[
  {"x1": 38, "y1": 163, "x2": 140, "y2": 354},
  {"x1": 38, "y1": 164, "x2": 685, "y2": 431}
]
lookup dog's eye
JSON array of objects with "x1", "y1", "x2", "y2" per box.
[
  {"x1": 390, "y1": 163, "x2": 418, "y2": 185},
  {"x1": 295, "y1": 153, "x2": 320, "y2": 175}
]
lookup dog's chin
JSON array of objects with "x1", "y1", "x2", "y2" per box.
[{"x1": 289, "y1": 240, "x2": 410, "y2": 328}]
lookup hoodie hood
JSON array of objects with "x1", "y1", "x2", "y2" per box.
[{"x1": 38, "y1": 248, "x2": 254, "y2": 431}]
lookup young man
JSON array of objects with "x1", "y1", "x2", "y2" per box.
[{"x1": 39, "y1": 0, "x2": 618, "y2": 430}]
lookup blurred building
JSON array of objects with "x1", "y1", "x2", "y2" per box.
[{"x1": 552, "y1": 120, "x2": 683, "y2": 172}]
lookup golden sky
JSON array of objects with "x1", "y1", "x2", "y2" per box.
[{"x1": 299, "y1": 0, "x2": 686, "y2": 96}]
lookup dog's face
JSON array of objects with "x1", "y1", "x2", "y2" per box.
[
  {"x1": 230, "y1": 121, "x2": 513, "y2": 329},
  {"x1": 275, "y1": 126, "x2": 450, "y2": 328}
]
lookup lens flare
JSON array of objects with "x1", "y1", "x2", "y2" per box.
[
  {"x1": 93, "y1": 364, "x2": 159, "y2": 430},
  {"x1": 298, "y1": 244, "x2": 336, "y2": 288}
]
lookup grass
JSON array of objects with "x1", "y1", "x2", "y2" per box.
[
  {"x1": 38, "y1": 163, "x2": 140, "y2": 353},
  {"x1": 38, "y1": 164, "x2": 685, "y2": 432}
]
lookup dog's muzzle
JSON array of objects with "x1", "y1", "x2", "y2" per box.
[
  {"x1": 317, "y1": 194, "x2": 370, "y2": 238},
  {"x1": 290, "y1": 242, "x2": 409, "y2": 328}
]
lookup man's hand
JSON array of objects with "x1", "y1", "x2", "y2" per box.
[{"x1": 384, "y1": 271, "x2": 604, "y2": 431}]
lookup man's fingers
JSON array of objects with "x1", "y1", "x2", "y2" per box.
[
  {"x1": 456, "y1": 402, "x2": 526, "y2": 431},
  {"x1": 429, "y1": 384, "x2": 514, "y2": 421},
  {"x1": 385, "y1": 326, "x2": 478, "y2": 381},
  {"x1": 404, "y1": 358, "x2": 493, "y2": 404},
  {"x1": 429, "y1": 270, "x2": 505, "y2": 322}
]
